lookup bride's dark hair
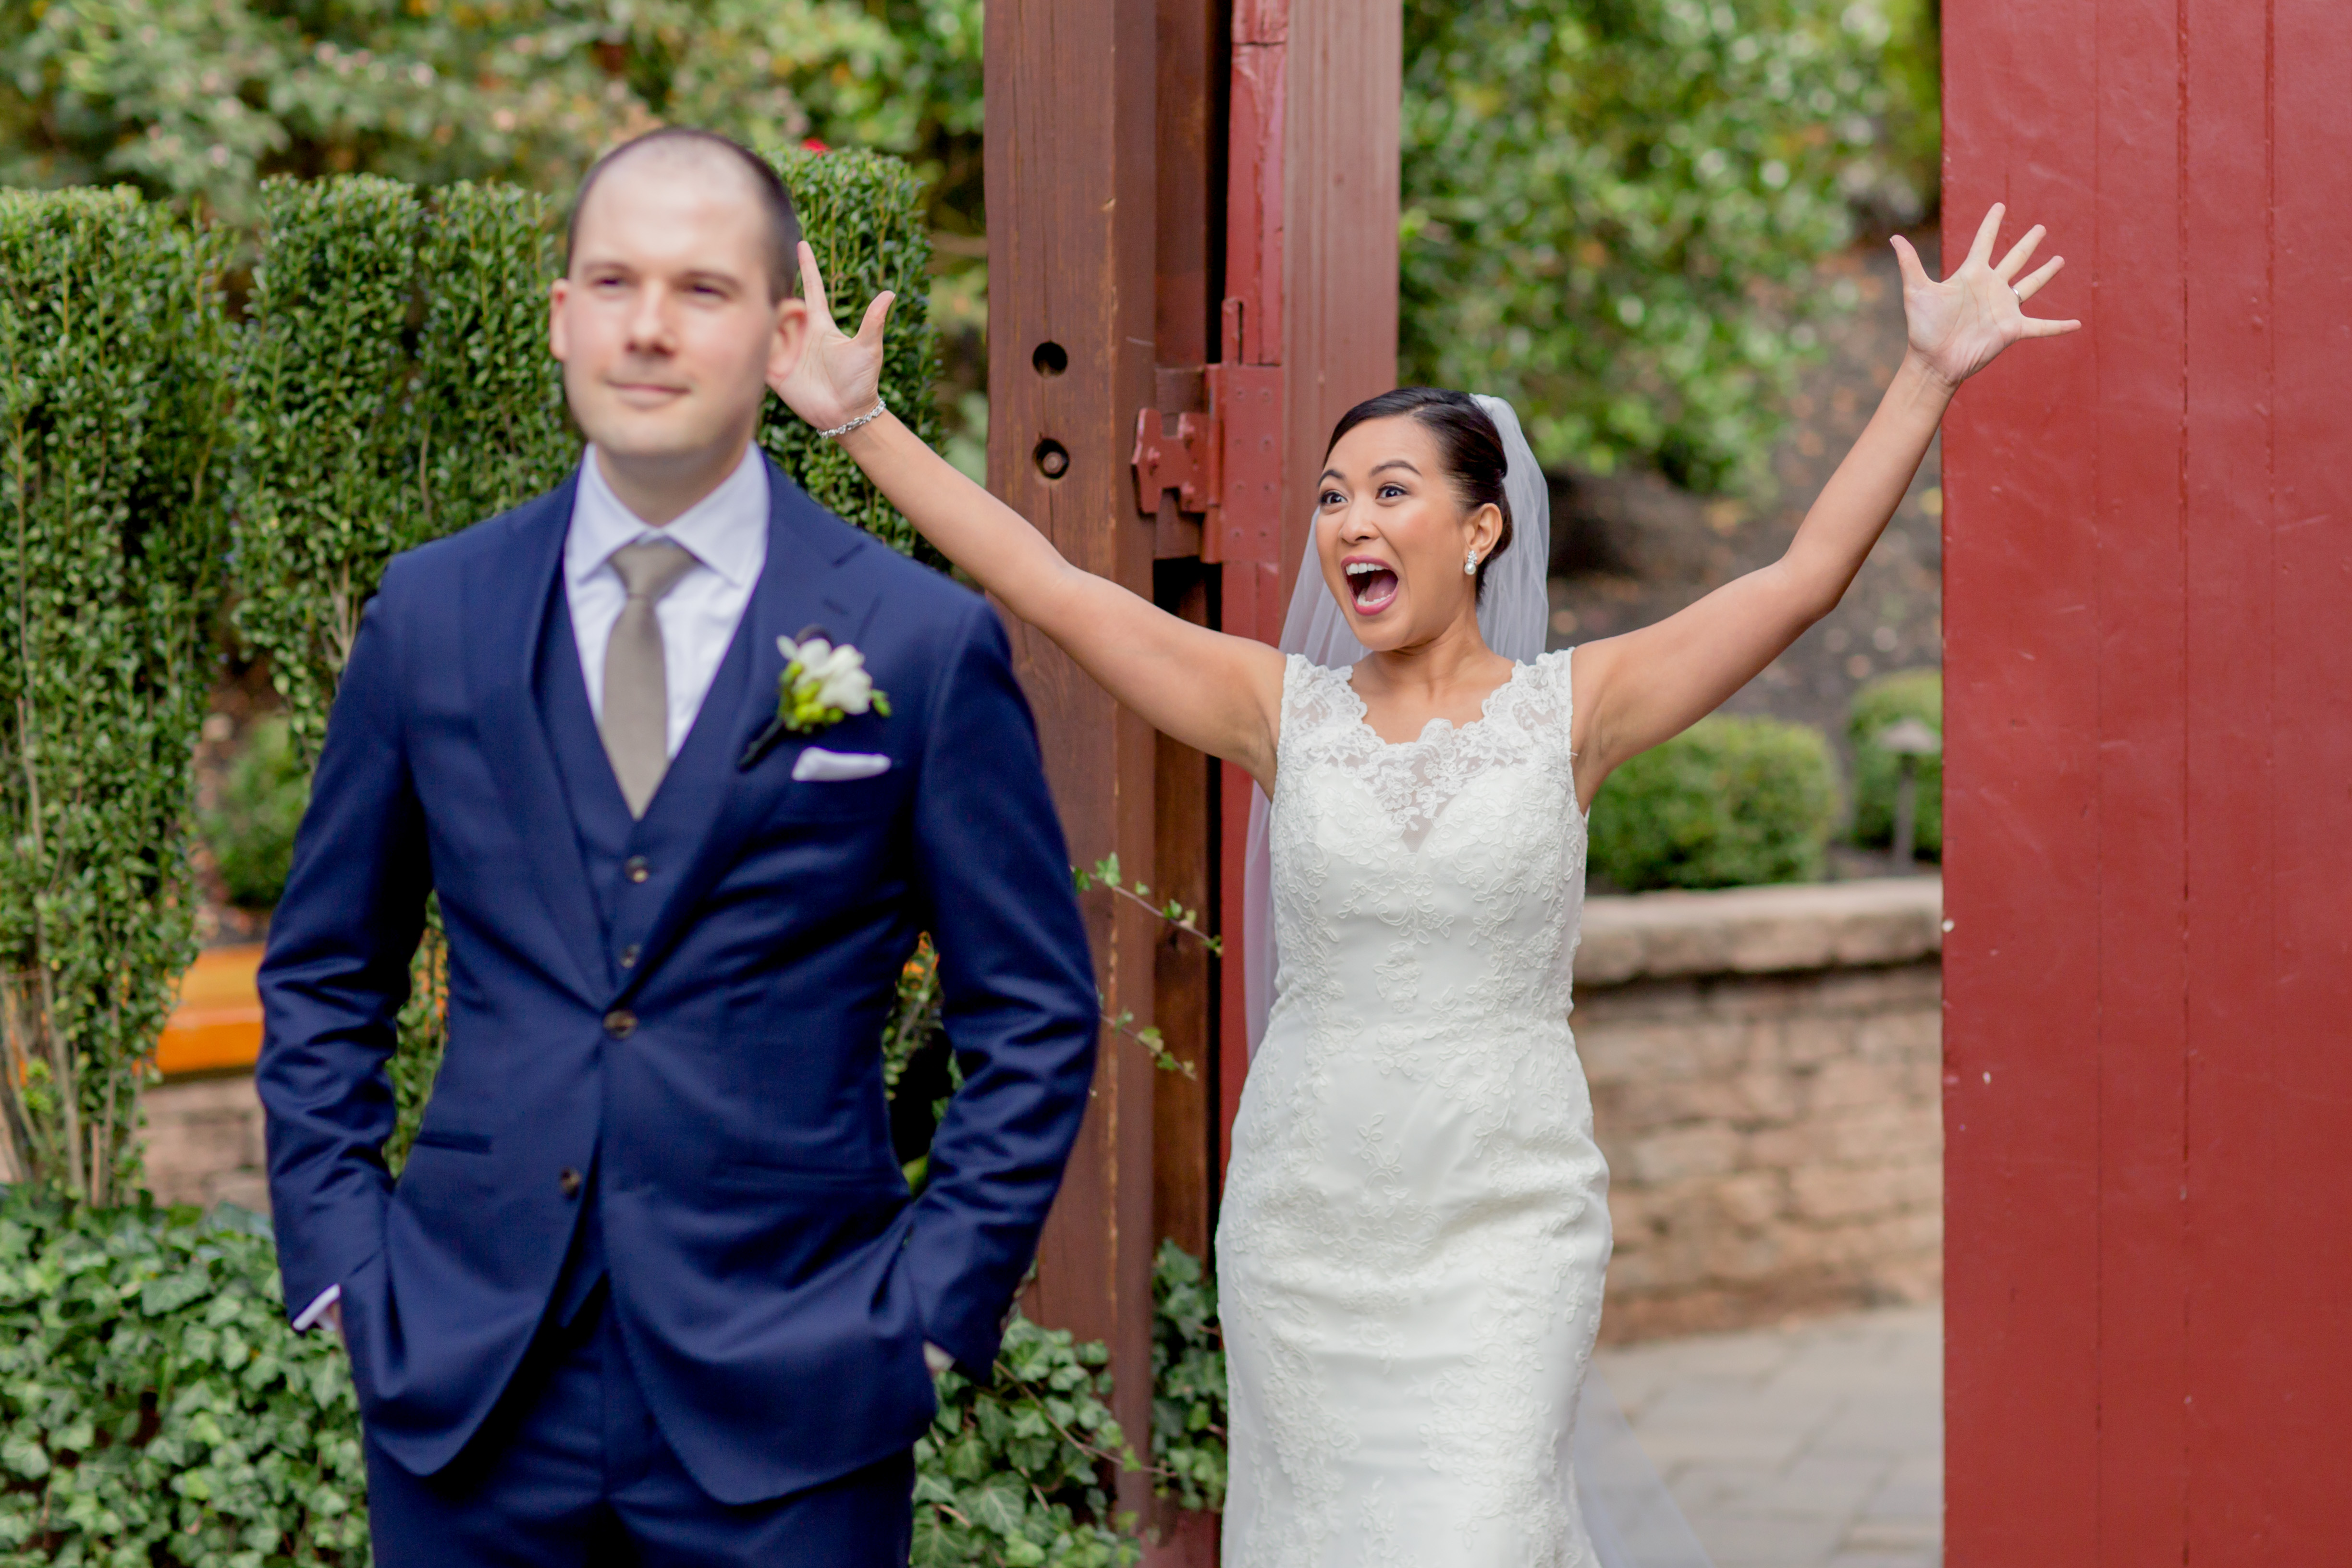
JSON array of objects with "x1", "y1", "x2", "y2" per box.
[{"x1": 1323, "y1": 387, "x2": 1514, "y2": 599}]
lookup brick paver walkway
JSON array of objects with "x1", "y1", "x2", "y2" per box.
[{"x1": 1596, "y1": 1305, "x2": 1942, "y2": 1568}]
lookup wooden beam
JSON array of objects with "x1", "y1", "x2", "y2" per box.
[{"x1": 984, "y1": 0, "x2": 1160, "y2": 1515}]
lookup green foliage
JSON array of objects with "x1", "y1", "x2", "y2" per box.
[
  {"x1": 0, "y1": 187, "x2": 227, "y2": 1205},
  {"x1": 1845, "y1": 667, "x2": 1940, "y2": 858},
  {"x1": 200, "y1": 717, "x2": 310, "y2": 910},
  {"x1": 1148, "y1": 1241, "x2": 1227, "y2": 1515},
  {"x1": 0, "y1": 0, "x2": 985, "y2": 230},
  {"x1": 0, "y1": 1189, "x2": 1228, "y2": 1563},
  {"x1": 230, "y1": 175, "x2": 567, "y2": 764},
  {"x1": 0, "y1": 1190, "x2": 367, "y2": 1566},
  {"x1": 1590, "y1": 714, "x2": 1840, "y2": 891},
  {"x1": 914, "y1": 1318, "x2": 1140, "y2": 1567},
  {"x1": 1877, "y1": 0, "x2": 1942, "y2": 210},
  {"x1": 1400, "y1": 0, "x2": 1908, "y2": 492},
  {"x1": 760, "y1": 146, "x2": 947, "y2": 568}
]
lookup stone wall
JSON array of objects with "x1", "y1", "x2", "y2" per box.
[
  {"x1": 1577, "y1": 877, "x2": 1945, "y2": 1343},
  {"x1": 142, "y1": 877, "x2": 1947, "y2": 1345}
]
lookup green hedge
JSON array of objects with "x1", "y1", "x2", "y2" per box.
[
  {"x1": 1589, "y1": 714, "x2": 1840, "y2": 892},
  {"x1": 1846, "y1": 668, "x2": 1941, "y2": 859},
  {"x1": 0, "y1": 188, "x2": 227, "y2": 1206}
]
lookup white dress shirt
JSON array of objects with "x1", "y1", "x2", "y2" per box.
[{"x1": 564, "y1": 441, "x2": 769, "y2": 755}]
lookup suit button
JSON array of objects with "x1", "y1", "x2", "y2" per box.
[
  {"x1": 558, "y1": 1168, "x2": 582, "y2": 1199},
  {"x1": 618, "y1": 944, "x2": 639, "y2": 970},
  {"x1": 624, "y1": 856, "x2": 650, "y2": 884},
  {"x1": 603, "y1": 1009, "x2": 637, "y2": 1039}
]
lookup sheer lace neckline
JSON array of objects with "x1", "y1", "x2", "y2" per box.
[
  {"x1": 1283, "y1": 652, "x2": 1573, "y2": 848},
  {"x1": 1335, "y1": 659, "x2": 1532, "y2": 750}
]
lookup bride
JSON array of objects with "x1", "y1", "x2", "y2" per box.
[{"x1": 774, "y1": 204, "x2": 2077, "y2": 1567}]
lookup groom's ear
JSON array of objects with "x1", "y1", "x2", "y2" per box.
[{"x1": 765, "y1": 292, "x2": 813, "y2": 389}]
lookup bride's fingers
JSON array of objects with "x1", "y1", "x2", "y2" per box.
[
  {"x1": 855, "y1": 291, "x2": 895, "y2": 350},
  {"x1": 2012, "y1": 254, "x2": 2065, "y2": 303},
  {"x1": 1964, "y1": 202, "x2": 2006, "y2": 270},
  {"x1": 2019, "y1": 314, "x2": 2083, "y2": 338},
  {"x1": 1993, "y1": 224, "x2": 2046, "y2": 282},
  {"x1": 1889, "y1": 233, "x2": 1935, "y2": 293},
  {"x1": 796, "y1": 241, "x2": 834, "y2": 327}
]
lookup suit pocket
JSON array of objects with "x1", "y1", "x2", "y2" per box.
[{"x1": 412, "y1": 1127, "x2": 492, "y2": 1154}]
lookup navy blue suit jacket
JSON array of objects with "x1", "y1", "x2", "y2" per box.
[{"x1": 257, "y1": 459, "x2": 1099, "y2": 1504}]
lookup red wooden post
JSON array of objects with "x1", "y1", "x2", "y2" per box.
[
  {"x1": 985, "y1": 0, "x2": 1163, "y2": 1519},
  {"x1": 1942, "y1": 2, "x2": 2352, "y2": 1560},
  {"x1": 1213, "y1": 0, "x2": 1401, "y2": 1175}
]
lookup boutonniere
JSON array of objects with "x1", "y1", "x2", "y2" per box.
[{"x1": 739, "y1": 627, "x2": 892, "y2": 770}]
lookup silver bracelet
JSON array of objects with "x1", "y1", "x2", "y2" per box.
[{"x1": 817, "y1": 399, "x2": 887, "y2": 440}]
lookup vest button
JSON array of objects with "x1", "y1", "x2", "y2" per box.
[
  {"x1": 618, "y1": 944, "x2": 639, "y2": 970},
  {"x1": 624, "y1": 856, "x2": 650, "y2": 884},
  {"x1": 558, "y1": 1167, "x2": 582, "y2": 1199},
  {"x1": 603, "y1": 1009, "x2": 637, "y2": 1039}
]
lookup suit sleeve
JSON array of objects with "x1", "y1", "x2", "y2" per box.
[
  {"x1": 256, "y1": 562, "x2": 434, "y2": 1321},
  {"x1": 899, "y1": 599, "x2": 1101, "y2": 1370}
]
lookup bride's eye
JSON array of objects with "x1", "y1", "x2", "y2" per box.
[
  {"x1": 1319, "y1": 489, "x2": 1346, "y2": 507},
  {"x1": 1377, "y1": 483, "x2": 1407, "y2": 500}
]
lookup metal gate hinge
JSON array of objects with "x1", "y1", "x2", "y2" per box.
[{"x1": 1132, "y1": 404, "x2": 1221, "y2": 516}]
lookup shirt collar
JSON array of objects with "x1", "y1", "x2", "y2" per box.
[{"x1": 565, "y1": 441, "x2": 770, "y2": 590}]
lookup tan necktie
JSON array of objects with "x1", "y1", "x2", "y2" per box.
[{"x1": 601, "y1": 537, "x2": 699, "y2": 818}]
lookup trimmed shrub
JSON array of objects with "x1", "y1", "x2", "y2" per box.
[
  {"x1": 0, "y1": 188, "x2": 228, "y2": 1205},
  {"x1": 201, "y1": 718, "x2": 311, "y2": 911},
  {"x1": 761, "y1": 147, "x2": 949, "y2": 570},
  {"x1": 1589, "y1": 715, "x2": 1840, "y2": 892},
  {"x1": 1846, "y1": 667, "x2": 1942, "y2": 859},
  {"x1": 0, "y1": 1191, "x2": 366, "y2": 1566}
]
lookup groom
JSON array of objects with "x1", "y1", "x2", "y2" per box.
[{"x1": 257, "y1": 128, "x2": 1101, "y2": 1565}]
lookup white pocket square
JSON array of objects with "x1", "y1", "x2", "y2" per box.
[{"x1": 791, "y1": 747, "x2": 892, "y2": 783}]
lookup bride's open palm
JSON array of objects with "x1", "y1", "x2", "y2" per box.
[
  {"x1": 1896, "y1": 201, "x2": 2082, "y2": 388},
  {"x1": 773, "y1": 242, "x2": 895, "y2": 433}
]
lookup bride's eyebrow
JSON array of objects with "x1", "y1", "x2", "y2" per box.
[{"x1": 1370, "y1": 460, "x2": 1422, "y2": 478}]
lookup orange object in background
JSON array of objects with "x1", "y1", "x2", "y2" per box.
[{"x1": 155, "y1": 943, "x2": 265, "y2": 1076}]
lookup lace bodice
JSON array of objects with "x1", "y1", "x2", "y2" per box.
[
  {"x1": 1219, "y1": 648, "x2": 1609, "y2": 1568},
  {"x1": 1265, "y1": 649, "x2": 1589, "y2": 1041}
]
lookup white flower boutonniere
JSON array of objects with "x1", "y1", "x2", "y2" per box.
[
  {"x1": 740, "y1": 630, "x2": 892, "y2": 770},
  {"x1": 776, "y1": 635, "x2": 892, "y2": 729}
]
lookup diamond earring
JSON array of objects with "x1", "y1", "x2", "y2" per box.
[{"x1": 1464, "y1": 549, "x2": 1479, "y2": 576}]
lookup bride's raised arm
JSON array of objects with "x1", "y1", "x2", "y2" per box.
[
  {"x1": 1567, "y1": 203, "x2": 2080, "y2": 806},
  {"x1": 772, "y1": 242, "x2": 1286, "y2": 786}
]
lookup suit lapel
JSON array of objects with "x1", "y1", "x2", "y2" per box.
[
  {"x1": 618, "y1": 460, "x2": 879, "y2": 993},
  {"x1": 465, "y1": 475, "x2": 609, "y2": 1003}
]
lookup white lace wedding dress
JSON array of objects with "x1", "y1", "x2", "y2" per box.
[{"x1": 1218, "y1": 648, "x2": 1610, "y2": 1568}]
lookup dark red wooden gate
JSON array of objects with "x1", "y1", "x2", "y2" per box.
[{"x1": 1943, "y1": 2, "x2": 2352, "y2": 1559}]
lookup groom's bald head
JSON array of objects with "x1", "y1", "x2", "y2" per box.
[{"x1": 567, "y1": 128, "x2": 801, "y2": 303}]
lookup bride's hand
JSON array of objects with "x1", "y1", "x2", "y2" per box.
[
  {"x1": 772, "y1": 240, "x2": 894, "y2": 431},
  {"x1": 1894, "y1": 203, "x2": 2081, "y2": 389}
]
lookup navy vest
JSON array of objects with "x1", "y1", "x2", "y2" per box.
[{"x1": 534, "y1": 576, "x2": 759, "y2": 1324}]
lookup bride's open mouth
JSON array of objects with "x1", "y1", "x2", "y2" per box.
[{"x1": 1344, "y1": 557, "x2": 1400, "y2": 614}]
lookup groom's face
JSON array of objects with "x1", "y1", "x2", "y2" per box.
[{"x1": 550, "y1": 150, "x2": 809, "y2": 472}]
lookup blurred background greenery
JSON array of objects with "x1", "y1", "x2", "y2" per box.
[
  {"x1": 0, "y1": 0, "x2": 1936, "y2": 491},
  {"x1": 0, "y1": 0, "x2": 1944, "y2": 893}
]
